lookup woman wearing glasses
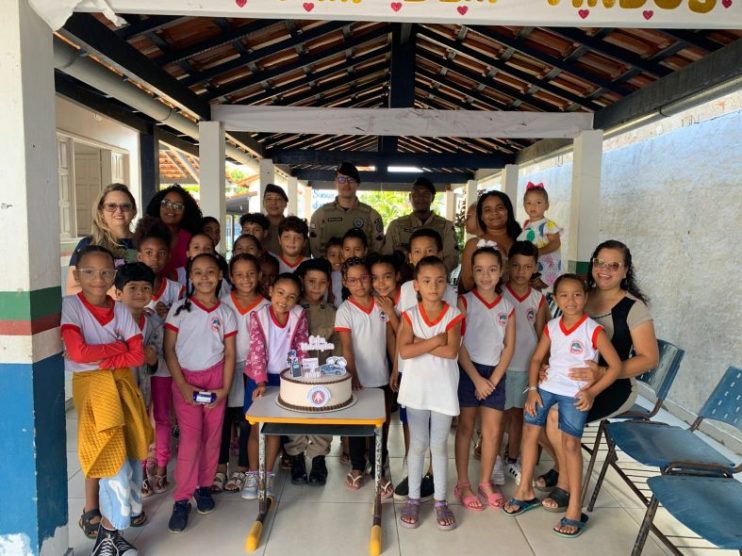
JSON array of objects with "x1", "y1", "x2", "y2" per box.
[
  {"x1": 536, "y1": 240, "x2": 659, "y2": 511},
  {"x1": 145, "y1": 184, "x2": 203, "y2": 279},
  {"x1": 66, "y1": 183, "x2": 139, "y2": 295}
]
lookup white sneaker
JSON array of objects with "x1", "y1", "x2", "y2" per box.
[
  {"x1": 241, "y1": 471, "x2": 258, "y2": 500},
  {"x1": 506, "y1": 459, "x2": 522, "y2": 485},
  {"x1": 491, "y1": 455, "x2": 505, "y2": 485}
]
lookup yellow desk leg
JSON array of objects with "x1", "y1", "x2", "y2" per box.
[
  {"x1": 246, "y1": 425, "x2": 272, "y2": 552},
  {"x1": 245, "y1": 521, "x2": 263, "y2": 552},
  {"x1": 368, "y1": 424, "x2": 383, "y2": 556}
]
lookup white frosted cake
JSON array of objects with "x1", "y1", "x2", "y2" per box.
[{"x1": 278, "y1": 369, "x2": 353, "y2": 412}]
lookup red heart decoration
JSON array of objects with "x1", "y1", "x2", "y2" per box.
[
  {"x1": 235, "y1": 0, "x2": 246, "y2": 6},
  {"x1": 303, "y1": 2, "x2": 314, "y2": 12},
  {"x1": 390, "y1": 2, "x2": 402, "y2": 11},
  {"x1": 642, "y1": 9, "x2": 654, "y2": 19},
  {"x1": 457, "y1": 5, "x2": 468, "y2": 15},
  {"x1": 578, "y1": 9, "x2": 590, "y2": 18},
  {"x1": 722, "y1": 0, "x2": 732, "y2": 7}
]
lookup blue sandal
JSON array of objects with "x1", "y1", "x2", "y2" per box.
[
  {"x1": 553, "y1": 513, "x2": 589, "y2": 538},
  {"x1": 503, "y1": 497, "x2": 541, "y2": 516}
]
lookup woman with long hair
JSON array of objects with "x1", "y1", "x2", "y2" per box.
[{"x1": 65, "y1": 183, "x2": 138, "y2": 295}]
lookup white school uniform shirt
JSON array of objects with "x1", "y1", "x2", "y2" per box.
[
  {"x1": 165, "y1": 297, "x2": 238, "y2": 371},
  {"x1": 276, "y1": 254, "x2": 310, "y2": 275},
  {"x1": 223, "y1": 293, "x2": 270, "y2": 406},
  {"x1": 335, "y1": 298, "x2": 390, "y2": 388},
  {"x1": 503, "y1": 285, "x2": 545, "y2": 373},
  {"x1": 395, "y1": 279, "x2": 458, "y2": 375},
  {"x1": 145, "y1": 278, "x2": 183, "y2": 313},
  {"x1": 397, "y1": 303, "x2": 464, "y2": 416},
  {"x1": 61, "y1": 293, "x2": 141, "y2": 373},
  {"x1": 460, "y1": 290, "x2": 514, "y2": 366},
  {"x1": 174, "y1": 266, "x2": 230, "y2": 296},
  {"x1": 540, "y1": 315, "x2": 603, "y2": 398}
]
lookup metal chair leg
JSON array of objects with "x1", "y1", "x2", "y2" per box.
[
  {"x1": 581, "y1": 419, "x2": 605, "y2": 506},
  {"x1": 587, "y1": 433, "x2": 615, "y2": 512},
  {"x1": 632, "y1": 496, "x2": 659, "y2": 556}
]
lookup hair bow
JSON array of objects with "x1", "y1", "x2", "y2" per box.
[
  {"x1": 476, "y1": 239, "x2": 498, "y2": 249},
  {"x1": 526, "y1": 181, "x2": 545, "y2": 190}
]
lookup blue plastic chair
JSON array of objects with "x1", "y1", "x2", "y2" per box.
[
  {"x1": 606, "y1": 366, "x2": 742, "y2": 555},
  {"x1": 582, "y1": 340, "x2": 684, "y2": 507}
]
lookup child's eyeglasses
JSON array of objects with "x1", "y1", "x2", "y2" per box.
[
  {"x1": 336, "y1": 175, "x2": 357, "y2": 185},
  {"x1": 345, "y1": 274, "x2": 370, "y2": 285},
  {"x1": 77, "y1": 268, "x2": 117, "y2": 280},
  {"x1": 102, "y1": 203, "x2": 134, "y2": 213},
  {"x1": 161, "y1": 199, "x2": 185, "y2": 211},
  {"x1": 592, "y1": 258, "x2": 624, "y2": 272}
]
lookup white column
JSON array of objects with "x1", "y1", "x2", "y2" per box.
[
  {"x1": 0, "y1": 1, "x2": 68, "y2": 554},
  {"x1": 287, "y1": 176, "x2": 299, "y2": 216},
  {"x1": 257, "y1": 158, "x2": 275, "y2": 213},
  {"x1": 568, "y1": 130, "x2": 604, "y2": 274},
  {"x1": 198, "y1": 120, "x2": 226, "y2": 251},
  {"x1": 465, "y1": 179, "x2": 478, "y2": 241},
  {"x1": 444, "y1": 185, "x2": 455, "y2": 221},
  {"x1": 303, "y1": 183, "x2": 313, "y2": 220},
  {"x1": 501, "y1": 163, "x2": 519, "y2": 207}
]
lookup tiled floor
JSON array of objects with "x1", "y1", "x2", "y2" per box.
[{"x1": 65, "y1": 400, "x2": 739, "y2": 556}]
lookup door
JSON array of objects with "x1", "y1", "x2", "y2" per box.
[
  {"x1": 57, "y1": 136, "x2": 75, "y2": 239},
  {"x1": 74, "y1": 144, "x2": 103, "y2": 236}
]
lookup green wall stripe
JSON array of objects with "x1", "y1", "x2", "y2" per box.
[
  {"x1": 567, "y1": 260, "x2": 590, "y2": 275},
  {"x1": 0, "y1": 287, "x2": 61, "y2": 321}
]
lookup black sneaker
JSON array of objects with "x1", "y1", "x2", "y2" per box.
[
  {"x1": 168, "y1": 500, "x2": 191, "y2": 533},
  {"x1": 92, "y1": 526, "x2": 138, "y2": 555},
  {"x1": 308, "y1": 456, "x2": 328, "y2": 486},
  {"x1": 290, "y1": 454, "x2": 308, "y2": 485},
  {"x1": 194, "y1": 487, "x2": 216, "y2": 514},
  {"x1": 393, "y1": 474, "x2": 434, "y2": 501}
]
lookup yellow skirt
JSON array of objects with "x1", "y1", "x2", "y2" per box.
[{"x1": 73, "y1": 368, "x2": 153, "y2": 478}]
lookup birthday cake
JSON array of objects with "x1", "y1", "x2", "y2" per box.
[{"x1": 277, "y1": 338, "x2": 355, "y2": 412}]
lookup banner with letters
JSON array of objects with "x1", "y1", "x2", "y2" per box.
[{"x1": 31, "y1": 0, "x2": 742, "y2": 31}]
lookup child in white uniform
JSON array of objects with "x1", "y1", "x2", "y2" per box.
[
  {"x1": 517, "y1": 183, "x2": 563, "y2": 289},
  {"x1": 454, "y1": 247, "x2": 515, "y2": 511},
  {"x1": 502, "y1": 241, "x2": 549, "y2": 482},
  {"x1": 504, "y1": 274, "x2": 621, "y2": 539},
  {"x1": 397, "y1": 257, "x2": 464, "y2": 531}
]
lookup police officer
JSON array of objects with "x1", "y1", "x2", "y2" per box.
[
  {"x1": 382, "y1": 176, "x2": 459, "y2": 273},
  {"x1": 309, "y1": 162, "x2": 384, "y2": 258}
]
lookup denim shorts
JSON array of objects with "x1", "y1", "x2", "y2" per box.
[
  {"x1": 458, "y1": 362, "x2": 506, "y2": 410},
  {"x1": 244, "y1": 373, "x2": 281, "y2": 413},
  {"x1": 523, "y1": 388, "x2": 588, "y2": 438}
]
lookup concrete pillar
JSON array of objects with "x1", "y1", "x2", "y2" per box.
[
  {"x1": 501, "y1": 164, "x2": 519, "y2": 207},
  {"x1": 568, "y1": 130, "x2": 604, "y2": 274},
  {"x1": 465, "y1": 179, "x2": 478, "y2": 241},
  {"x1": 198, "y1": 120, "x2": 226, "y2": 251},
  {"x1": 303, "y1": 183, "x2": 313, "y2": 220},
  {"x1": 257, "y1": 158, "x2": 275, "y2": 213},
  {"x1": 444, "y1": 185, "x2": 455, "y2": 221},
  {"x1": 0, "y1": 2, "x2": 69, "y2": 554},
  {"x1": 287, "y1": 176, "x2": 299, "y2": 216}
]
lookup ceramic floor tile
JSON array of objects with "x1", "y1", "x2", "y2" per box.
[
  {"x1": 67, "y1": 452, "x2": 81, "y2": 479},
  {"x1": 264, "y1": 498, "x2": 400, "y2": 556}
]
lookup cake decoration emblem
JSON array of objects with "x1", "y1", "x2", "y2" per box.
[{"x1": 307, "y1": 385, "x2": 332, "y2": 408}]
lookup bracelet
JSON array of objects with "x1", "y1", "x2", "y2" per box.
[{"x1": 523, "y1": 386, "x2": 537, "y2": 394}]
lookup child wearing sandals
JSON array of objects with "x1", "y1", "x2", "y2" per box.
[
  {"x1": 454, "y1": 246, "x2": 515, "y2": 512},
  {"x1": 335, "y1": 257, "x2": 395, "y2": 498},
  {"x1": 504, "y1": 274, "x2": 621, "y2": 538},
  {"x1": 213, "y1": 254, "x2": 269, "y2": 495},
  {"x1": 397, "y1": 256, "x2": 464, "y2": 530}
]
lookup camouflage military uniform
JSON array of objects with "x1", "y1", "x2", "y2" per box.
[
  {"x1": 309, "y1": 197, "x2": 384, "y2": 258},
  {"x1": 383, "y1": 213, "x2": 459, "y2": 273}
]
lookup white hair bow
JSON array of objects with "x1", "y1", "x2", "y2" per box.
[{"x1": 476, "y1": 239, "x2": 499, "y2": 249}]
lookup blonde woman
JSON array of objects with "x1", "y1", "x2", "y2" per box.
[{"x1": 65, "y1": 183, "x2": 138, "y2": 295}]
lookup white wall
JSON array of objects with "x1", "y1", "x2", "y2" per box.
[
  {"x1": 55, "y1": 96, "x2": 142, "y2": 209},
  {"x1": 515, "y1": 102, "x2": 742, "y2": 421}
]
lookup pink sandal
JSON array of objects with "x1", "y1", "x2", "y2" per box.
[
  {"x1": 454, "y1": 481, "x2": 484, "y2": 512},
  {"x1": 478, "y1": 482, "x2": 505, "y2": 509}
]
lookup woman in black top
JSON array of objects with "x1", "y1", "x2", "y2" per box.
[{"x1": 538, "y1": 240, "x2": 659, "y2": 509}]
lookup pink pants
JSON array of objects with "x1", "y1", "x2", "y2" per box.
[
  {"x1": 151, "y1": 376, "x2": 173, "y2": 469},
  {"x1": 172, "y1": 361, "x2": 226, "y2": 502}
]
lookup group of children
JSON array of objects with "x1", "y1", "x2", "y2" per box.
[{"x1": 64, "y1": 181, "x2": 622, "y2": 556}]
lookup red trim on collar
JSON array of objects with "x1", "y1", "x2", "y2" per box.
[
  {"x1": 270, "y1": 306, "x2": 289, "y2": 328},
  {"x1": 559, "y1": 313, "x2": 588, "y2": 336},
  {"x1": 152, "y1": 278, "x2": 167, "y2": 301},
  {"x1": 348, "y1": 297, "x2": 375, "y2": 315},
  {"x1": 419, "y1": 302, "x2": 449, "y2": 327},
  {"x1": 279, "y1": 254, "x2": 305, "y2": 269},
  {"x1": 77, "y1": 292, "x2": 115, "y2": 326},
  {"x1": 505, "y1": 284, "x2": 531, "y2": 303},
  {"x1": 190, "y1": 297, "x2": 221, "y2": 313},
  {"x1": 472, "y1": 289, "x2": 502, "y2": 310},
  {"x1": 231, "y1": 292, "x2": 265, "y2": 316}
]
